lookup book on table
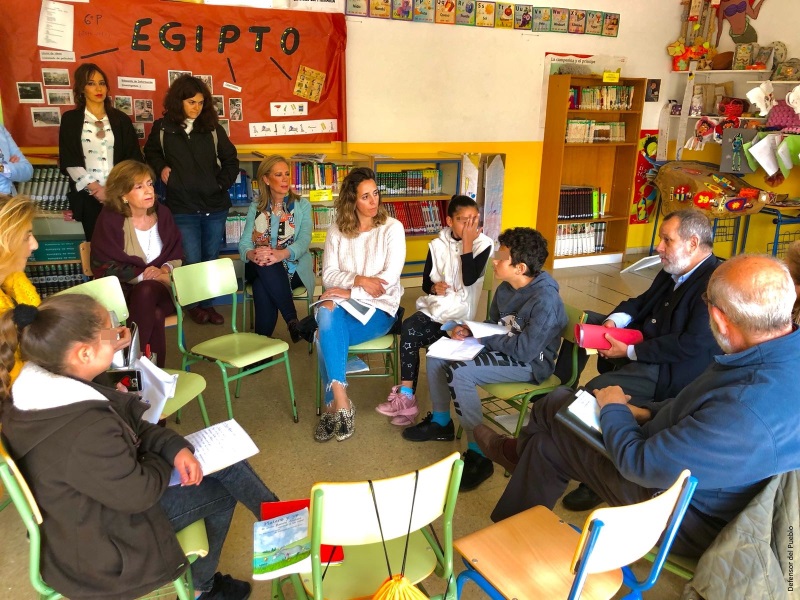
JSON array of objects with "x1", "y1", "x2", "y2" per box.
[{"x1": 554, "y1": 388, "x2": 609, "y2": 458}]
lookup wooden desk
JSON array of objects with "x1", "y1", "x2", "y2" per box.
[{"x1": 454, "y1": 506, "x2": 623, "y2": 600}]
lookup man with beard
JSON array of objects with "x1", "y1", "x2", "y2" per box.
[
  {"x1": 484, "y1": 254, "x2": 800, "y2": 559},
  {"x1": 554, "y1": 209, "x2": 722, "y2": 511}
]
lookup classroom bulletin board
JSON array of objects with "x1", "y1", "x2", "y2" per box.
[{"x1": 0, "y1": 0, "x2": 347, "y2": 147}]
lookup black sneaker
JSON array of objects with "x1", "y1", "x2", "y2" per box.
[
  {"x1": 561, "y1": 483, "x2": 604, "y2": 511},
  {"x1": 197, "y1": 572, "x2": 252, "y2": 600},
  {"x1": 402, "y1": 412, "x2": 455, "y2": 442},
  {"x1": 460, "y1": 450, "x2": 494, "y2": 491}
]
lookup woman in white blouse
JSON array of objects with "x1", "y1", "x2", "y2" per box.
[
  {"x1": 314, "y1": 167, "x2": 406, "y2": 442},
  {"x1": 90, "y1": 160, "x2": 183, "y2": 368},
  {"x1": 59, "y1": 63, "x2": 142, "y2": 241}
]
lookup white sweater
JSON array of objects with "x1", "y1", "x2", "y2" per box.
[{"x1": 322, "y1": 217, "x2": 406, "y2": 316}]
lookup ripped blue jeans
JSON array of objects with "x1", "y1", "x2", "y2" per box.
[{"x1": 315, "y1": 304, "x2": 395, "y2": 406}]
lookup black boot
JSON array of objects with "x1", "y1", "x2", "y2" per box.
[
  {"x1": 562, "y1": 483, "x2": 604, "y2": 511},
  {"x1": 287, "y1": 319, "x2": 302, "y2": 343}
]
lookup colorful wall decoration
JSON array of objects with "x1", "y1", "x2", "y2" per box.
[{"x1": 1, "y1": 0, "x2": 346, "y2": 146}]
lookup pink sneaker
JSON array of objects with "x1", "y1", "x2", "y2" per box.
[
  {"x1": 391, "y1": 413, "x2": 418, "y2": 427},
  {"x1": 376, "y1": 386, "x2": 418, "y2": 418}
]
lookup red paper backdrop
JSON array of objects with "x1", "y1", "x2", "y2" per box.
[{"x1": 0, "y1": 0, "x2": 346, "y2": 147}]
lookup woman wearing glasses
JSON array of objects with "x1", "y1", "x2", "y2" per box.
[
  {"x1": 59, "y1": 63, "x2": 143, "y2": 241},
  {"x1": 144, "y1": 75, "x2": 239, "y2": 326}
]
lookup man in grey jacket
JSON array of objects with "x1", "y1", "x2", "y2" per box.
[{"x1": 483, "y1": 255, "x2": 800, "y2": 558}]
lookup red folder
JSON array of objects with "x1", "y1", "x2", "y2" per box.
[
  {"x1": 261, "y1": 499, "x2": 344, "y2": 563},
  {"x1": 574, "y1": 323, "x2": 644, "y2": 350}
]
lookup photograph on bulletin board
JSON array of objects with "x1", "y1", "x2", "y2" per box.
[{"x1": 0, "y1": 0, "x2": 347, "y2": 146}]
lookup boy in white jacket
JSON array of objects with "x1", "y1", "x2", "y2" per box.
[{"x1": 376, "y1": 196, "x2": 493, "y2": 425}]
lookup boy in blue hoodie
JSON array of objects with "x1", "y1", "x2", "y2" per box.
[{"x1": 403, "y1": 227, "x2": 567, "y2": 491}]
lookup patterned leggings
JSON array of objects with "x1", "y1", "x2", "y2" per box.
[{"x1": 399, "y1": 311, "x2": 447, "y2": 391}]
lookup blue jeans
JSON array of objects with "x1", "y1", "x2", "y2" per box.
[
  {"x1": 316, "y1": 305, "x2": 395, "y2": 406},
  {"x1": 159, "y1": 460, "x2": 278, "y2": 592},
  {"x1": 173, "y1": 210, "x2": 228, "y2": 308},
  {"x1": 246, "y1": 261, "x2": 303, "y2": 337}
]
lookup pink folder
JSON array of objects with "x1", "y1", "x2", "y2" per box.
[{"x1": 574, "y1": 323, "x2": 644, "y2": 350}]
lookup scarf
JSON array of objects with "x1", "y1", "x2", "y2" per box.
[{"x1": 0, "y1": 272, "x2": 41, "y2": 383}]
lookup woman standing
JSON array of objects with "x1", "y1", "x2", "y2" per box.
[
  {"x1": 59, "y1": 63, "x2": 142, "y2": 241},
  {"x1": 239, "y1": 155, "x2": 313, "y2": 341},
  {"x1": 144, "y1": 75, "x2": 239, "y2": 326},
  {"x1": 90, "y1": 161, "x2": 183, "y2": 368},
  {"x1": 314, "y1": 167, "x2": 406, "y2": 442}
]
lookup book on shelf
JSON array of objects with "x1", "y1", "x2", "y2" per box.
[
  {"x1": 554, "y1": 222, "x2": 606, "y2": 257},
  {"x1": 376, "y1": 169, "x2": 443, "y2": 196},
  {"x1": 291, "y1": 161, "x2": 352, "y2": 194},
  {"x1": 558, "y1": 186, "x2": 599, "y2": 220},
  {"x1": 565, "y1": 120, "x2": 626, "y2": 143},
  {"x1": 384, "y1": 199, "x2": 446, "y2": 235},
  {"x1": 570, "y1": 85, "x2": 635, "y2": 111}
]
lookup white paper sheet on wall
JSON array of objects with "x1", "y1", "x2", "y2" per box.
[{"x1": 38, "y1": 1, "x2": 74, "y2": 52}]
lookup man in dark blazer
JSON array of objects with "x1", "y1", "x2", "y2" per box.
[{"x1": 547, "y1": 209, "x2": 722, "y2": 510}]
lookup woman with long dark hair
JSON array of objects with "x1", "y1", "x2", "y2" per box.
[
  {"x1": 314, "y1": 167, "x2": 406, "y2": 442},
  {"x1": 59, "y1": 63, "x2": 143, "y2": 241},
  {"x1": 144, "y1": 75, "x2": 239, "y2": 325}
]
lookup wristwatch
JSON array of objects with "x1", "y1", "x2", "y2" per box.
[{"x1": 0, "y1": 164, "x2": 5, "y2": 173}]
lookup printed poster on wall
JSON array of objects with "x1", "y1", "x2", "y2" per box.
[
  {"x1": 3, "y1": 0, "x2": 347, "y2": 145},
  {"x1": 630, "y1": 131, "x2": 660, "y2": 224}
]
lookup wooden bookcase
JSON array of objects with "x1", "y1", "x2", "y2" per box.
[{"x1": 538, "y1": 74, "x2": 645, "y2": 269}]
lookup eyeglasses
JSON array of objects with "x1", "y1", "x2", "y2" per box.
[{"x1": 93, "y1": 120, "x2": 106, "y2": 140}]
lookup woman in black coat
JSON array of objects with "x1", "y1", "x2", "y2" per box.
[
  {"x1": 144, "y1": 75, "x2": 239, "y2": 325},
  {"x1": 59, "y1": 63, "x2": 143, "y2": 241}
]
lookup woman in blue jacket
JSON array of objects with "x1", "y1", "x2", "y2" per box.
[{"x1": 238, "y1": 155, "x2": 314, "y2": 342}]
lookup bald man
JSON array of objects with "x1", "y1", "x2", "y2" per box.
[{"x1": 486, "y1": 254, "x2": 800, "y2": 558}]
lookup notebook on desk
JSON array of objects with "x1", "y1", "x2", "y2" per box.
[{"x1": 554, "y1": 388, "x2": 610, "y2": 459}]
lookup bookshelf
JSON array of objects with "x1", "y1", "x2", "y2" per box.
[{"x1": 538, "y1": 74, "x2": 645, "y2": 269}]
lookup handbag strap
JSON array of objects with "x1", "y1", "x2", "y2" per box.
[{"x1": 368, "y1": 469, "x2": 420, "y2": 579}]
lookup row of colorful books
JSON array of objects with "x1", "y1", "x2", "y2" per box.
[
  {"x1": 345, "y1": 1, "x2": 620, "y2": 37},
  {"x1": 24, "y1": 263, "x2": 84, "y2": 298},
  {"x1": 569, "y1": 86, "x2": 636, "y2": 111},
  {"x1": 288, "y1": 161, "x2": 354, "y2": 193},
  {"x1": 565, "y1": 120, "x2": 627, "y2": 144},
  {"x1": 16, "y1": 166, "x2": 70, "y2": 212},
  {"x1": 558, "y1": 186, "x2": 607, "y2": 220},
  {"x1": 311, "y1": 205, "x2": 336, "y2": 229},
  {"x1": 310, "y1": 248, "x2": 325, "y2": 277},
  {"x1": 383, "y1": 200, "x2": 447, "y2": 235},
  {"x1": 554, "y1": 222, "x2": 607, "y2": 257},
  {"x1": 376, "y1": 169, "x2": 443, "y2": 197},
  {"x1": 225, "y1": 214, "x2": 248, "y2": 245}
]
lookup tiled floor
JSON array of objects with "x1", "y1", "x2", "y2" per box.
[{"x1": 0, "y1": 261, "x2": 690, "y2": 599}]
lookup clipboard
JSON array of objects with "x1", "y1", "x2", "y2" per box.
[{"x1": 554, "y1": 388, "x2": 610, "y2": 459}]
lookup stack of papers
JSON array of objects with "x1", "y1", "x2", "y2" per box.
[{"x1": 426, "y1": 337, "x2": 484, "y2": 360}]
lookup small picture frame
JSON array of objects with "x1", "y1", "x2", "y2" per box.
[
  {"x1": 114, "y1": 95, "x2": 133, "y2": 115},
  {"x1": 46, "y1": 89, "x2": 74, "y2": 106},
  {"x1": 41, "y1": 68, "x2": 70, "y2": 87},
  {"x1": 212, "y1": 95, "x2": 225, "y2": 117},
  {"x1": 17, "y1": 81, "x2": 44, "y2": 103},
  {"x1": 670, "y1": 103, "x2": 683, "y2": 116},
  {"x1": 732, "y1": 43, "x2": 754, "y2": 70},
  {"x1": 752, "y1": 46, "x2": 774, "y2": 69}
]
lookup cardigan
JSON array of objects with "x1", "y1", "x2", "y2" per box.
[{"x1": 0, "y1": 272, "x2": 41, "y2": 383}]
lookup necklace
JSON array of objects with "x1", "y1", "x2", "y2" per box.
[{"x1": 270, "y1": 200, "x2": 286, "y2": 217}]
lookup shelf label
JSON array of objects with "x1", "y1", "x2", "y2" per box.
[
  {"x1": 310, "y1": 189, "x2": 333, "y2": 202},
  {"x1": 602, "y1": 71, "x2": 620, "y2": 83},
  {"x1": 312, "y1": 231, "x2": 327, "y2": 243}
]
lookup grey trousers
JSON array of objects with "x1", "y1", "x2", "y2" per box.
[
  {"x1": 427, "y1": 351, "x2": 535, "y2": 442},
  {"x1": 491, "y1": 386, "x2": 724, "y2": 558}
]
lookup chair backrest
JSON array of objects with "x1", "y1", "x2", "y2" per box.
[
  {"x1": 79, "y1": 241, "x2": 93, "y2": 277},
  {"x1": 310, "y1": 452, "x2": 462, "y2": 547},
  {"x1": 552, "y1": 303, "x2": 587, "y2": 387},
  {"x1": 58, "y1": 276, "x2": 129, "y2": 322},
  {"x1": 172, "y1": 258, "x2": 238, "y2": 307},
  {"x1": 561, "y1": 303, "x2": 586, "y2": 343},
  {"x1": 569, "y1": 470, "x2": 697, "y2": 595},
  {"x1": 0, "y1": 435, "x2": 60, "y2": 598}
]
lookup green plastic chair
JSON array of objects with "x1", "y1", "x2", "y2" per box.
[
  {"x1": 171, "y1": 258, "x2": 298, "y2": 422},
  {"x1": 462, "y1": 303, "x2": 587, "y2": 443},
  {"x1": 242, "y1": 275, "x2": 315, "y2": 354},
  {"x1": 314, "y1": 332, "x2": 399, "y2": 415},
  {"x1": 59, "y1": 277, "x2": 210, "y2": 427},
  {"x1": 0, "y1": 435, "x2": 208, "y2": 600},
  {"x1": 272, "y1": 452, "x2": 464, "y2": 600}
]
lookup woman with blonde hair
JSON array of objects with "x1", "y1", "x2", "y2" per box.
[
  {"x1": 90, "y1": 160, "x2": 183, "y2": 366},
  {"x1": 784, "y1": 240, "x2": 800, "y2": 324},
  {"x1": 314, "y1": 167, "x2": 406, "y2": 442},
  {"x1": 238, "y1": 155, "x2": 313, "y2": 341},
  {"x1": 0, "y1": 194, "x2": 40, "y2": 382}
]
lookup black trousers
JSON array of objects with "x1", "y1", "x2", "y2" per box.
[
  {"x1": 491, "y1": 386, "x2": 724, "y2": 558},
  {"x1": 399, "y1": 310, "x2": 447, "y2": 391}
]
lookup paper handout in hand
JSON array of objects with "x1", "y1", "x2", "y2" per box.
[
  {"x1": 554, "y1": 388, "x2": 609, "y2": 458},
  {"x1": 574, "y1": 323, "x2": 643, "y2": 350}
]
